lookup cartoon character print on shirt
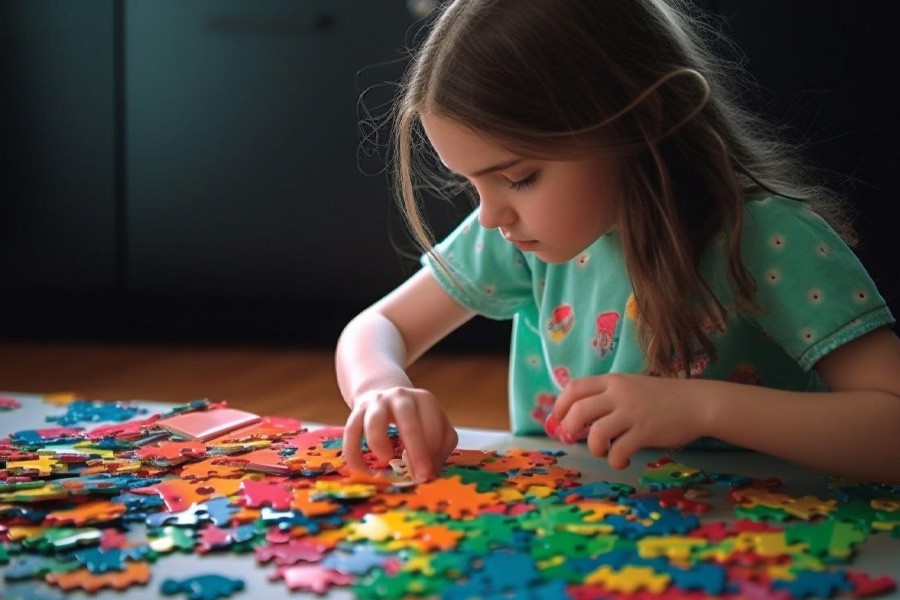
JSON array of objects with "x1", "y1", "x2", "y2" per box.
[
  {"x1": 552, "y1": 366, "x2": 571, "y2": 389},
  {"x1": 530, "y1": 392, "x2": 557, "y2": 428},
  {"x1": 547, "y1": 304, "x2": 575, "y2": 343},
  {"x1": 592, "y1": 311, "x2": 621, "y2": 359}
]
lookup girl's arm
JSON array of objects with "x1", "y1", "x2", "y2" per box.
[
  {"x1": 336, "y1": 268, "x2": 476, "y2": 481},
  {"x1": 703, "y1": 326, "x2": 900, "y2": 483},
  {"x1": 552, "y1": 327, "x2": 900, "y2": 484}
]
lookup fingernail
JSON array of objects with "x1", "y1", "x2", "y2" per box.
[
  {"x1": 559, "y1": 431, "x2": 577, "y2": 444},
  {"x1": 544, "y1": 414, "x2": 561, "y2": 437}
]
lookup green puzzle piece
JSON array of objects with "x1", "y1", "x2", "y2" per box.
[{"x1": 785, "y1": 520, "x2": 868, "y2": 560}]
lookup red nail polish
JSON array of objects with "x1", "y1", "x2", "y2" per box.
[{"x1": 544, "y1": 414, "x2": 560, "y2": 437}]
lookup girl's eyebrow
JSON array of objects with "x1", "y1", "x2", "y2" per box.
[{"x1": 471, "y1": 158, "x2": 525, "y2": 177}]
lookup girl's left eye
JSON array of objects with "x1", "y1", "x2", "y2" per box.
[{"x1": 507, "y1": 172, "x2": 537, "y2": 191}]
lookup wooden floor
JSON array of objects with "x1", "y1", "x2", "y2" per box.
[{"x1": 0, "y1": 341, "x2": 511, "y2": 430}]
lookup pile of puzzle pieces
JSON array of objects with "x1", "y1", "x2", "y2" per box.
[{"x1": 0, "y1": 395, "x2": 898, "y2": 599}]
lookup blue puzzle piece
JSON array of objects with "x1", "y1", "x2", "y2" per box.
[
  {"x1": 259, "y1": 507, "x2": 345, "y2": 533},
  {"x1": 68, "y1": 545, "x2": 151, "y2": 574},
  {"x1": 469, "y1": 552, "x2": 542, "y2": 593},
  {"x1": 57, "y1": 474, "x2": 162, "y2": 496},
  {"x1": 562, "y1": 549, "x2": 671, "y2": 575},
  {"x1": 10, "y1": 429, "x2": 84, "y2": 447},
  {"x1": 112, "y1": 492, "x2": 166, "y2": 522},
  {"x1": 621, "y1": 495, "x2": 665, "y2": 517},
  {"x1": 772, "y1": 570, "x2": 852, "y2": 598},
  {"x1": 160, "y1": 574, "x2": 245, "y2": 600},
  {"x1": 643, "y1": 508, "x2": 701, "y2": 536},
  {"x1": 324, "y1": 543, "x2": 393, "y2": 575},
  {"x1": 667, "y1": 563, "x2": 728, "y2": 595},
  {"x1": 146, "y1": 497, "x2": 236, "y2": 530},
  {"x1": 46, "y1": 400, "x2": 146, "y2": 426},
  {"x1": 564, "y1": 481, "x2": 635, "y2": 500}
]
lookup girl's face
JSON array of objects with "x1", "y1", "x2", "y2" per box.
[{"x1": 421, "y1": 112, "x2": 622, "y2": 264}]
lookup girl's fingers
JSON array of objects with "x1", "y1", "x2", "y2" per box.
[
  {"x1": 393, "y1": 401, "x2": 436, "y2": 482},
  {"x1": 586, "y1": 415, "x2": 628, "y2": 458},
  {"x1": 552, "y1": 376, "x2": 609, "y2": 421},
  {"x1": 342, "y1": 410, "x2": 367, "y2": 472},
  {"x1": 606, "y1": 429, "x2": 641, "y2": 470},
  {"x1": 437, "y1": 421, "x2": 460, "y2": 468},
  {"x1": 363, "y1": 403, "x2": 396, "y2": 468},
  {"x1": 557, "y1": 392, "x2": 613, "y2": 442}
]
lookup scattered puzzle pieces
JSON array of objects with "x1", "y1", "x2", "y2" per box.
[{"x1": 0, "y1": 396, "x2": 897, "y2": 600}]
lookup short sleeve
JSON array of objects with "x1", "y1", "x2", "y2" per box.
[
  {"x1": 740, "y1": 197, "x2": 895, "y2": 370},
  {"x1": 421, "y1": 209, "x2": 534, "y2": 320}
]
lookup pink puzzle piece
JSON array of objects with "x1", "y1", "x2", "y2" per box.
[
  {"x1": 85, "y1": 416, "x2": 160, "y2": 441},
  {"x1": 236, "y1": 478, "x2": 293, "y2": 511},
  {"x1": 271, "y1": 564, "x2": 354, "y2": 593},
  {"x1": 255, "y1": 538, "x2": 329, "y2": 566},
  {"x1": 283, "y1": 427, "x2": 345, "y2": 451}
]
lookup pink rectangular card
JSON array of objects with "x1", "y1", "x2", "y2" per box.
[{"x1": 157, "y1": 408, "x2": 261, "y2": 441}]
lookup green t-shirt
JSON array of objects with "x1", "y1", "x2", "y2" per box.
[{"x1": 423, "y1": 196, "x2": 895, "y2": 435}]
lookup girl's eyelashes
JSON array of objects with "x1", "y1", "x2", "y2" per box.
[{"x1": 507, "y1": 172, "x2": 538, "y2": 191}]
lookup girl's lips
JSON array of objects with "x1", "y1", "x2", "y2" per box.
[
  {"x1": 501, "y1": 230, "x2": 538, "y2": 251},
  {"x1": 512, "y1": 240, "x2": 539, "y2": 251},
  {"x1": 503, "y1": 234, "x2": 538, "y2": 250}
]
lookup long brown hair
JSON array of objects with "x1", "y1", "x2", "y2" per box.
[{"x1": 390, "y1": 0, "x2": 856, "y2": 376}]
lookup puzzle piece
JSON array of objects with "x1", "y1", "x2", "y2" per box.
[
  {"x1": 379, "y1": 475, "x2": 500, "y2": 518},
  {"x1": 785, "y1": 519, "x2": 869, "y2": 559},
  {"x1": 135, "y1": 440, "x2": 208, "y2": 466},
  {"x1": 772, "y1": 569, "x2": 852, "y2": 598},
  {"x1": 639, "y1": 457, "x2": 707, "y2": 489},
  {"x1": 69, "y1": 545, "x2": 151, "y2": 573},
  {"x1": 236, "y1": 478, "x2": 293, "y2": 510},
  {"x1": 255, "y1": 538, "x2": 329, "y2": 565},
  {"x1": 44, "y1": 561, "x2": 151, "y2": 592},
  {"x1": 44, "y1": 499, "x2": 126, "y2": 526},
  {"x1": 846, "y1": 570, "x2": 898, "y2": 598},
  {"x1": 46, "y1": 399, "x2": 146, "y2": 426},
  {"x1": 84, "y1": 415, "x2": 161, "y2": 441},
  {"x1": 0, "y1": 396, "x2": 23, "y2": 410},
  {"x1": 585, "y1": 564, "x2": 671, "y2": 594},
  {"x1": 210, "y1": 415, "x2": 303, "y2": 443},
  {"x1": 271, "y1": 564, "x2": 354, "y2": 593},
  {"x1": 322, "y1": 543, "x2": 394, "y2": 575},
  {"x1": 731, "y1": 487, "x2": 837, "y2": 520},
  {"x1": 132, "y1": 477, "x2": 242, "y2": 512},
  {"x1": 160, "y1": 574, "x2": 245, "y2": 600},
  {"x1": 345, "y1": 510, "x2": 424, "y2": 543}
]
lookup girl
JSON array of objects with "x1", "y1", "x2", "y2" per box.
[{"x1": 336, "y1": 0, "x2": 900, "y2": 484}]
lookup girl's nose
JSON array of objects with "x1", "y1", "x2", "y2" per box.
[{"x1": 477, "y1": 191, "x2": 516, "y2": 230}]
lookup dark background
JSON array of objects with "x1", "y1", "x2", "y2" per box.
[{"x1": 1, "y1": 1, "x2": 897, "y2": 351}]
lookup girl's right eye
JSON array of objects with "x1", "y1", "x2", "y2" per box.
[{"x1": 508, "y1": 172, "x2": 537, "y2": 191}]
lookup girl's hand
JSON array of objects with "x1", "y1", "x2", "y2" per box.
[
  {"x1": 342, "y1": 386, "x2": 458, "y2": 482},
  {"x1": 550, "y1": 374, "x2": 708, "y2": 469}
]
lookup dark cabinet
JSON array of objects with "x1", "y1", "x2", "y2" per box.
[
  {"x1": 125, "y1": 1, "x2": 428, "y2": 302},
  {"x1": 1, "y1": 1, "x2": 482, "y2": 344},
  {"x1": 0, "y1": 2, "x2": 118, "y2": 294}
]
